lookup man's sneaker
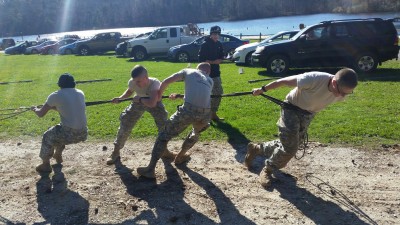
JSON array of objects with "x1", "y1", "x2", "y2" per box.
[
  {"x1": 36, "y1": 163, "x2": 52, "y2": 173},
  {"x1": 161, "y1": 150, "x2": 177, "y2": 160},
  {"x1": 244, "y1": 142, "x2": 262, "y2": 169},
  {"x1": 259, "y1": 167, "x2": 272, "y2": 188},
  {"x1": 137, "y1": 167, "x2": 156, "y2": 179},
  {"x1": 106, "y1": 150, "x2": 120, "y2": 165},
  {"x1": 53, "y1": 151, "x2": 63, "y2": 164},
  {"x1": 174, "y1": 153, "x2": 191, "y2": 165}
]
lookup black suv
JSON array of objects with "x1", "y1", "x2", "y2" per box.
[{"x1": 252, "y1": 18, "x2": 399, "y2": 74}]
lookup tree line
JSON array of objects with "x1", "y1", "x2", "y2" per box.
[{"x1": 1, "y1": 0, "x2": 399, "y2": 37}]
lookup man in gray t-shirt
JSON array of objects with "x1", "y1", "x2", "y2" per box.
[
  {"x1": 137, "y1": 62, "x2": 213, "y2": 179},
  {"x1": 32, "y1": 73, "x2": 88, "y2": 173}
]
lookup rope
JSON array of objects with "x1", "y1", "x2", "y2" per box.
[{"x1": 0, "y1": 108, "x2": 31, "y2": 121}]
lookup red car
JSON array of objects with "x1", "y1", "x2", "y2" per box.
[{"x1": 41, "y1": 38, "x2": 78, "y2": 55}]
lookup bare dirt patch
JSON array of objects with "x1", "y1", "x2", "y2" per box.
[{"x1": 0, "y1": 139, "x2": 399, "y2": 225}]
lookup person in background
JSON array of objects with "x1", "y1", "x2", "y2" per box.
[{"x1": 199, "y1": 25, "x2": 224, "y2": 122}]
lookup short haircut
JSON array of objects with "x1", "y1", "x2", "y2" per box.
[
  {"x1": 57, "y1": 73, "x2": 76, "y2": 88},
  {"x1": 131, "y1": 65, "x2": 147, "y2": 79},
  {"x1": 335, "y1": 68, "x2": 358, "y2": 88},
  {"x1": 197, "y1": 62, "x2": 211, "y2": 74}
]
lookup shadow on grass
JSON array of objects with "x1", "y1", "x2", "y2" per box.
[
  {"x1": 211, "y1": 120, "x2": 251, "y2": 163},
  {"x1": 266, "y1": 171, "x2": 375, "y2": 225},
  {"x1": 36, "y1": 164, "x2": 89, "y2": 225}
]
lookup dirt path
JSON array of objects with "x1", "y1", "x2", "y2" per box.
[{"x1": 0, "y1": 139, "x2": 399, "y2": 225}]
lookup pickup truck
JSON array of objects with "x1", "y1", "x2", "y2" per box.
[
  {"x1": 73, "y1": 32, "x2": 130, "y2": 55},
  {"x1": 126, "y1": 25, "x2": 203, "y2": 60}
]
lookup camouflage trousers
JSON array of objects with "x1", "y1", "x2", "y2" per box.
[
  {"x1": 211, "y1": 77, "x2": 223, "y2": 113},
  {"x1": 261, "y1": 107, "x2": 315, "y2": 170},
  {"x1": 114, "y1": 101, "x2": 168, "y2": 150},
  {"x1": 148, "y1": 102, "x2": 211, "y2": 166},
  {"x1": 40, "y1": 124, "x2": 88, "y2": 161}
]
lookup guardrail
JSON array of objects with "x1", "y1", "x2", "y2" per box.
[{"x1": 236, "y1": 33, "x2": 273, "y2": 42}]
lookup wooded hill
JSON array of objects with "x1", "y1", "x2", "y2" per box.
[{"x1": 0, "y1": 0, "x2": 399, "y2": 36}]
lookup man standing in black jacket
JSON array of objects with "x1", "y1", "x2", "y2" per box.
[{"x1": 199, "y1": 25, "x2": 224, "y2": 122}]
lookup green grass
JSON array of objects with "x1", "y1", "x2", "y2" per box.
[{"x1": 1, "y1": 53, "x2": 399, "y2": 149}]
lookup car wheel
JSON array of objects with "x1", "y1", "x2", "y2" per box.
[
  {"x1": 177, "y1": 51, "x2": 189, "y2": 62},
  {"x1": 133, "y1": 48, "x2": 147, "y2": 61},
  {"x1": 47, "y1": 48, "x2": 54, "y2": 55},
  {"x1": 267, "y1": 55, "x2": 289, "y2": 74},
  {"x1": 245, "y1": 51, "x2": 255, "y2": 65},
  {"x1": 65, "y1": 49, "x2": 73, "y2": 55},
  {"x1": 32, "y1": 49, "x2": 38, "y2": 54},
  {"x1": 79, "y1": 46, "x2": 90, "y2": 56},
  {"x1": 354, "y1": 53, "x2": 378, "y2": 73}
]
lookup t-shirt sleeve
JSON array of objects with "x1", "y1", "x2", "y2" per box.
[
  {"x1": 297, "y1": 73, "x2": 315, "y2": 90},
  {"x1": 172, "y1": 70, "x2": 186, "y2": 81},
  {"x1": 45, "y1": 92, "x2": 57, "y2": 107},
  {"x1": 127, "y1": 78, "x2": 134, "y2": 91},
  {"x1": 218, "y1": 42, "x2": 224, "y2": 59},
  {"x1": 149, "y1": 79, "x2": 161, "y2": 91}
]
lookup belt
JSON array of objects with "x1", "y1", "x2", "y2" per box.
[
  {"x1": 182, "y1": 103, "x2": 211, "y2": 113},
  {"x1": 283, "y1": 102, "x2": 313, "y2": 115}
]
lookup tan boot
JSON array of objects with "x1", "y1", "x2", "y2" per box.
[
  {"x1": 53, "y1": 151, "x2": 63, "y2": 164},
  {"x1": 259, "y1": 167, "x2": 273, "y2": 188},
  {"x1": 36, "y1": 162, "x2": 52, "y2": 173},
  {"x1": 161, "y1": 149, "x2": 177, "y2": 160},
  {"x1": 137, "y1": 166, "x2": 156, "y2": 179},
  {"x1": 174, "y1": 153, "x2": 191, "y2": 165},
  {"x1": 106, "y1": 149, "x2": 120, "y2": 165},
  {"x1": 244, "y1": 142, "x2": 262, "y2": 169}
]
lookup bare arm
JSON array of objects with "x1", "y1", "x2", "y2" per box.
[
  {"x1": 112, "y1": 89, "x2": 133, "y2": 103},
  {"x1": 158, "y1": 72, "x2": 184, "y2": 99},
  {"x1": 31, "y1": 104, "x2": 54, "y2": 117},
  {"x1": 252, "y1": 75, "x2": 299, "y2": 96}
]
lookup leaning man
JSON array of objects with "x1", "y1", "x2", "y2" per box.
[{"x1": 32, "y1": 73, "x2": 88, "y2": 173}]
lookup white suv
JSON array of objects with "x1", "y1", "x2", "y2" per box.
[{"x1": 232, "y1": 30, "x2": 299, "y2": 65}]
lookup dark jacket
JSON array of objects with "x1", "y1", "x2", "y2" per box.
[{"x1": 198, "y1": 36, "x2": 224, "y2": 78}]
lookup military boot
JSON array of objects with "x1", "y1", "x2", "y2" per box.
[
  {"x1": 136, "y1": 166, "x2": 156, "y2": 179},
  {"x1": 36, "y1": 161, "x2": 52, "y2": 173},
  {"x1": 244, "y1": 142, "x2": 263, "y2": 169},
  {"x1": 53, "y1": 151, "x2": 63, "y2": 164},
  {"x1": 106, "y1": 149, "x2": 120, "y2": 165},
  {"x1": 259, "y1": 166, "x2": 273, "y2": 188}
]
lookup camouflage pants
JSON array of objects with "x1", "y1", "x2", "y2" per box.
[
  {"x1": 114, "y1": 101, "x2": 168, "y2": 150},
  {"x1": 40, "y1": 124, "x2": 88, "y2": 161},
  {"x1": 261, "y1": 108, "x2": 315, "y2": 170},
  {"x1": 149, "y1": 103, "x2": 211, "y2": 166},
  {"x1": 211, "y1": 77, "x2": 223, "y2": 113}
]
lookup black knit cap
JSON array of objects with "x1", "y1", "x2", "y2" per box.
[{"x1": 57, "y1": 73, "x2": 76, "y2": 88}]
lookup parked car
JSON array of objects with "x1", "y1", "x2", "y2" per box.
[
  {"x1": 4, "y1": 41, "x2": 38, "y2": 55},
  {"x1": 0, "y1": 38, "x2": 15, "y2": 50},
  {"x1": 251, "y1": 18, "x2": 399, "y2": 74},
  {"x1": 126, "y1": 25, "x2": 202, "y2": 60},
  {"x1": 59, "y1": 41, "x2": 81, "y2": 55},
  {"x1": 25, "y1": 40, "x2": 56, "y2": 54},
  {"x1": 232, "y1": 30, "x2": 299, "y2": 65},
  {"x1": 168, "y1": 34, "x2": 249, "y2": 62},
  {"x1": 41, "y1": 38, "x2": 78, "y2": 55},
  {"x1": 115, "y1": 32, "x2": 153, "y2": 56},
  {"x1": 72, "y1": 32, "x2": 130, "y2": 55}
]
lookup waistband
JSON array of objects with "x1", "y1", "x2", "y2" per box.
[
  {"x1": 284, "y1": 102, "x2": 313, "y2": 115},
  {"x1": 182, "y1": 102, "x2": 211, "y2": 113}
]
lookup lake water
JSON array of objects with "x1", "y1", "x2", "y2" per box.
[{"x1": 3, "y1": 12, "x2": 400, "y2": 42}]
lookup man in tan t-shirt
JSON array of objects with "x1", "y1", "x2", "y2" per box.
[
  {"x1": 107, "y1": 65, "x2": 175, "y2": 165},
  {"x1": 245, "y1": 68, "x2": 358, "y2": 188}
]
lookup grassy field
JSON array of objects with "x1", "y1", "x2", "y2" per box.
[{"x1": 1, "y1": 53, "x2": 399, "y2": 148}]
